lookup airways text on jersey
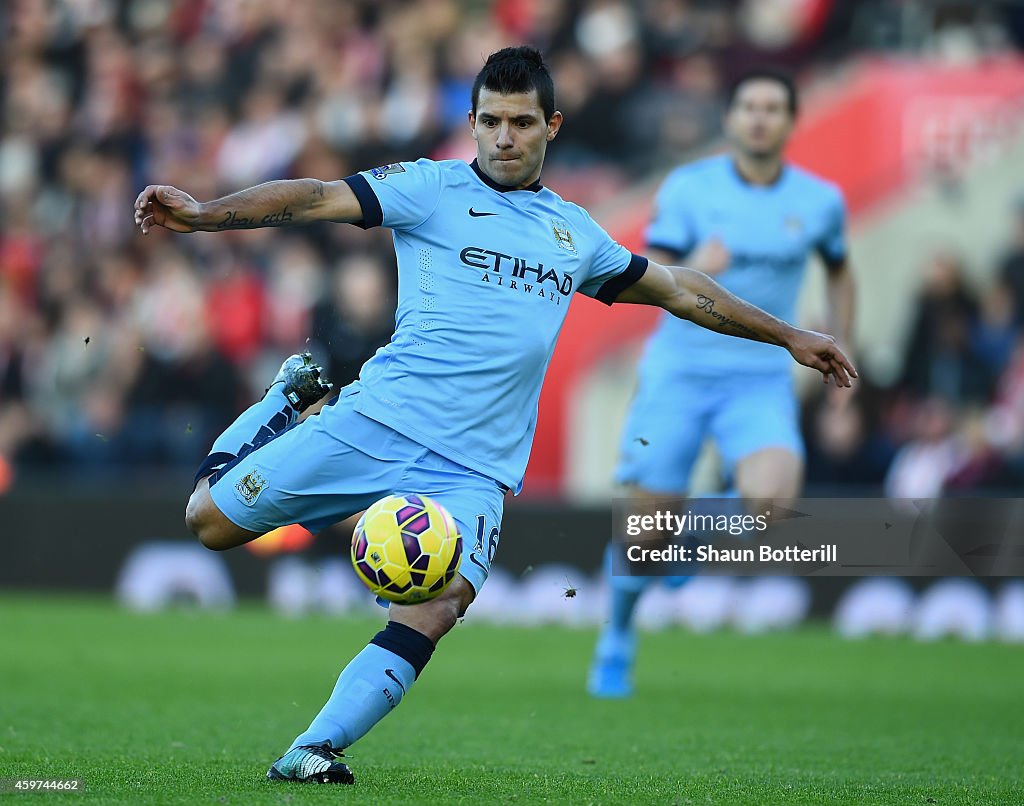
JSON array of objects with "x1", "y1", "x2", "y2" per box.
[{"x1": 459, "y1": 246, "x2": 572, "y2": 304}]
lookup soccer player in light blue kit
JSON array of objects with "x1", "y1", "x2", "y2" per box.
[
  {"x1": 134, "y1": 50, "x2": 855, "y2": 784},
  {"x1": 589, "y1": 69, "x2": 856, "y2": 698}
]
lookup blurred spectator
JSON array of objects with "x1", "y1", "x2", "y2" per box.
[
  {"x1": 0, "y1": 283, "x2": 44, "y2": 476},
  {"x1": 803, "y1": 391, "x2": 894, "y2": 490},
  {"x1": 203, "y1": 253, "x2": 266, "y2": 365},
  {"x1": 898, "y1": 250, "x2": 992, "y2": 406},
  {"x1": 947, "y1": 339, "x2": 1024, "y2": 490},
  {"x1": 884, "y1": 397, "x2": 970, "y2": 499},
  {"x1": 264, "y1": 238, "x2": 325, "y2": 351},
  {"x1": 310, "y1": 253, "x2": 396, "y2": 389},
  {"x1": 998, "y1": 195, "x2": 1024, "y2": 323},
  {"x1": 970, "y1": 280, "x2": 1017, "y2": 379},
  {"x1": 215, "y1": 86, "x2": 307, "y2": 188}
]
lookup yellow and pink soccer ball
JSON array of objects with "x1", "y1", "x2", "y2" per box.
[{"x1": 350, "y1": 494, "x2": 462, "y2": 604}]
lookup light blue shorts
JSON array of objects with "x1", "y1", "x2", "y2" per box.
[
  {"x1": 615, "y1": 370, "x2": 803, "y2": 495},
  {"x1": 209, "y1": 387, "x2": 505, "y2": 596}
]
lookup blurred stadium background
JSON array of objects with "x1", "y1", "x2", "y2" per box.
[{"x1": 2, "y1": 0, "x2": 1024, "y2": 640}]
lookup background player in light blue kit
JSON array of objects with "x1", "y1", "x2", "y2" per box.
[
  {"x1": 134, "y1": 50, "x2": 855, "y2": 784},
  {"x1": 589, "y1": 69, "x2": 856, "y2": 698}
]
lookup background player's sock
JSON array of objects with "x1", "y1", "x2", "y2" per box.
[
  {"x1": 599, "y1": 573, "x2": 645, "y2": 655},
  {"x1": 605, "y1": 541, "x2": 649, "y2": 635},
  {"x1": 589, "y1": 543, "x2": 645, "y2": 697},
  {"x1": 288, "y1": 622, "x2": 434, "y2": 752},
  {"x1": 193, "y1": 384, "x2": 296, "y2": 486}
]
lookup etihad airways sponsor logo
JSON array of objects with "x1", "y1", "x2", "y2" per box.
[{"x1": 459, "y1": 246, "x2": 572, "y2": 304}]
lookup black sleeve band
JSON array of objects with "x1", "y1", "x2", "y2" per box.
[
  {"x1": 596, "y1": 253, "x2": 649, "y2": 305},
  {"x1": 343, "y1": 174, "x2": 384, "y2": 229}
]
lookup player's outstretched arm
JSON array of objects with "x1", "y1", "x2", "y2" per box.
[
  {"x1": 133, "y1": 179, "x2": 364, "y2": 235},
  {"x1": 617, "y1": 260, "x2": 857, "y2": 387}
]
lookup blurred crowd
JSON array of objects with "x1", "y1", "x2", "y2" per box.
[
  {"x1": 0, "y1": 0, "x2": 1022, "y2": 497},
  {"x1": 803, "y1": 200, "x2": 1024, "y2": 496},
  {"x1": 0, "y1": 0, "x2": 857, "y2": 483}
]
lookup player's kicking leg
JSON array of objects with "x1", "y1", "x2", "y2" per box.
[{"x1": 185, "y1": 352, "x2": 331, "y2": 551}]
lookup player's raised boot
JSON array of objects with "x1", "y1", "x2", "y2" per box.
[
  {"x1": 268, "y1": 352, "x2": 332, "y2": 411},
  {"x1": 587, "y1": 629, "x2": 636, "y2": 698},
  {"x1": 266, "y1": 743, "x2": 354, "y2": 784},
  {"x1": 192, "y1": 352, "x2": 332, "y2": 488}
]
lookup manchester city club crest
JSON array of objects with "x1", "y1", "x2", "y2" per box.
[
  {"x1": 551, "y1": 219, "x2": 577, "y2": 255},
  {"x1": 234, "y1": 467, "x2": 269, "y2": 506}
]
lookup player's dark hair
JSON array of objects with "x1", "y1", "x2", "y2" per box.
[
  {"x1": 727, "y1": 68, "x2": 799, "y2": 117},
  {"x1": 472, "y1": 46, "x2": 556, "y2": 122}
]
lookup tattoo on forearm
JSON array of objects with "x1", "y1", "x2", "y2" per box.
[
  {"x1": 695, "y1": 294, "x2": 759, "y2": 338},
  {"x1": 217, "y1": 210, "x2": 256, "y2": 229},
  {"x1": 216, "y1": 207, "x2": 293, "y2": 229},
  {"x1": 312, "y1": 181, "x2": 325, "y2": 199},
  {"x1": 260, "y1": 206, "x2": 293, "y2": 226}
]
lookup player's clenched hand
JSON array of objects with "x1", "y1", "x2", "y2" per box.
[
  {"x1": 134, "y1": 185, "x2": 201, "y2": 234},
  {"x1": 786, "y1": 328, "x2": 858, "y2": 387}
]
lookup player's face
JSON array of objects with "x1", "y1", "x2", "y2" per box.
[
  {"x1": 725, "y1": 79, "x2": 794, "y2": 159},
  {"x1": 470, "y1": 88, "x2": 562, "y2": 189}
]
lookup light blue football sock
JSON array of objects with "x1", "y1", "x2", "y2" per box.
[
  {"x1": 194, "y1": 384, "x2": 296, "y2": 485},
  {"x1": 590, "y1": 544, "x2": 641, "y2": 696},
  {"x1": 598, "y1": 542, "x2": 647, "y2": 655},
  {"x1": 289, "y1": 623, "x2": 434, "y2": 752},
  {"x1": 210, "y1": 383, "x2": 296, "y2": 457}
]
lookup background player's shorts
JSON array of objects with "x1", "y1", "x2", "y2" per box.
[
  {"x1": 208, "y1": 386, "x2": 505, "y2": 597},
  {"x1": 615, "y1": 370, "x2": 803, "y2": 494}
]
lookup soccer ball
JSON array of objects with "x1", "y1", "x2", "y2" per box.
[{"x1": 351, "y1": 494, "x2": 462, "y2": 604}]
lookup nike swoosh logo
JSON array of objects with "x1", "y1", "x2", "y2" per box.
[
  {"x1": 468, "y1": 208, "x2": 498, "y2": 217},
  {"x1": 384, "y1": 668, "x2": 406, "y2": 695}
]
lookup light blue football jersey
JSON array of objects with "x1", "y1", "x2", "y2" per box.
[
  {"x1": 642, "y1": 154, "x2": 847, "y2": 377},
  {"x1": 343, "y1": 159, "x2": 646, "y2": 493}
]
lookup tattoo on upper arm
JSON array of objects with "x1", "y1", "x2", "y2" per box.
[
  {"x1": 695, "y1": 294, "x2": 759, "y2": 338},
  {"x1": 312, "y1": 181, "x2": 325, "y2": 199}
]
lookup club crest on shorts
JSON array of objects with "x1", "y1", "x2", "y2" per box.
[
  {"x1": 370, "y1": 163, "x2": 406, "y2": 180},
  {"x1": 551, "y1": 219, "x2": 577, "y2": 255},
  {"x1": 234, "y1": 467, "x2": 268, "y2": 506}
]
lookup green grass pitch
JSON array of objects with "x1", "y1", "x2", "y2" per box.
[{"x1": 2, "y1": 594, "x2": 1022, "y2": 805}]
